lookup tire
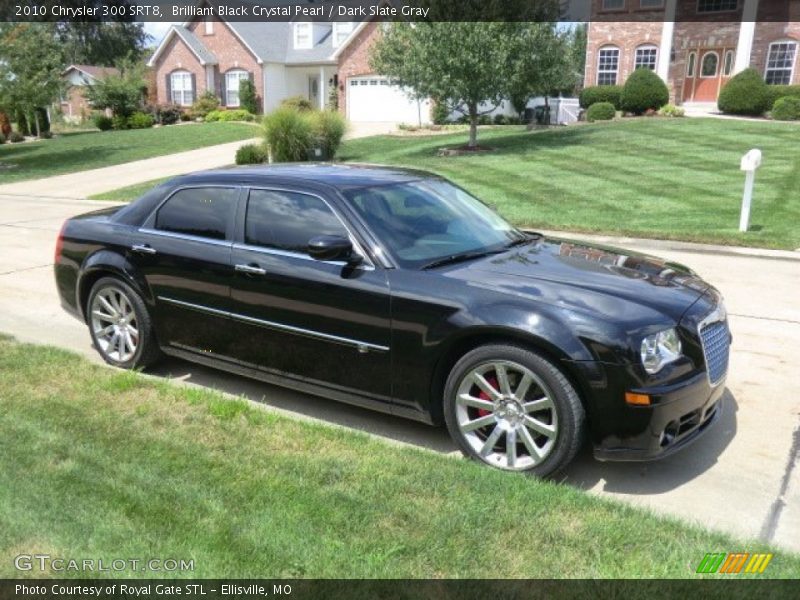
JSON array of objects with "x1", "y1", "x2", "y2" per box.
[
  {"x1": 443, "y1": 344, "x2": 585, "y2": 477},
  {"x1": 86, "y1": 276, "x2": 161, "y2": 369}
]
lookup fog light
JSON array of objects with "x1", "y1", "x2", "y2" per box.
[{"x1": 625, "y1": 392, "x2": 651, "y2": 406}]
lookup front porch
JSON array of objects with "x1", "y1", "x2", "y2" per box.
[{"x1": 263, "y1": 64, "x2": 337, "y2": 113}]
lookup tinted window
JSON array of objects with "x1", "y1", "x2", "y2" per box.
[
  {"x1": 155, "y1": 187, "x2": 237, "y2": 240},
  {"x1": 245, "y1": 189, "x2": 348, "y2": 252}
]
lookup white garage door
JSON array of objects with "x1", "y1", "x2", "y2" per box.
[{"x1": 347, "y1": 76, "x2": 430, "y2": 124}]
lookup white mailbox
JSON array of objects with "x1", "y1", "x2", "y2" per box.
[{"x1": 739, "y1": 148, "x2": 762, "y2": 232}]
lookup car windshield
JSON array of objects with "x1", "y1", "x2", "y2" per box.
[{"x1": 343, "y1": 180, "x2": 526, "y2": 269}]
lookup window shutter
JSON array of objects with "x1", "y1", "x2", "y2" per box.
[
  {"x1": 220, "y1": 73, "x2": 226, "y2": 106},
  {"x1": 165, "y1": 74, "x2": 172, "y2": 104},
  {"x1": 190, "y1": 73, "x2": 197, "y2": 103}
]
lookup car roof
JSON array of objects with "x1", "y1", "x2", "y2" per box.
[{"x1": 170, "y1": 163, "x2": 437, "y2": 190}]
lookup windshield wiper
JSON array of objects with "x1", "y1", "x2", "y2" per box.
[{"x1": 421, "y1": 248, "x2": 507, "y2": 270}]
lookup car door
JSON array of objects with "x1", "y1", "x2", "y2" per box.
[
  {"x1": 226, "y1": 186, "x2": 392, "y2": 404},
  {"x1": 131, "y1": 185, "x2": 240, "y2": 356}
]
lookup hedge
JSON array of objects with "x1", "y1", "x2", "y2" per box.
[
  {"x1": 767, "y1": 85, "x2": 800, "y2": 109},
  {"x1": 771, "y1": 96, "x2": 800, "y2": 121},
  {"x1": 579, "y1": 85, "x2": 623, "y2": 109},
  {"x1": 718, "y1": 68, "x2": 770, "y2": 116}
]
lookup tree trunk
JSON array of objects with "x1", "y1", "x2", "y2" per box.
[
  {"x1": 32, "y1": 110, "x2": 41, "y2": 138},
  {"x1": 468, "y1": 102, "x2": 478, "y2": 148}
]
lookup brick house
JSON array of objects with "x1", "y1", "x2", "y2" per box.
[
  {"x1": 60, "y1": 65, "x2": 119, "y2": 122},
  {"x1": 585, "y1": 0, "x2": 800, "y2": 105},
  {"x1": 147, "y1": 16, "x2": 430, "y2": 123}
]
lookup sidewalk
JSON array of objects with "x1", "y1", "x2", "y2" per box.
[{"x1": 0, "y1": 138, "x2": 260, "y2": 200}]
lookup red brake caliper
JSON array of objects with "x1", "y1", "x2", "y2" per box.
[{"x1": 476, "y1": 376, "x2": 498, "y2": 418}]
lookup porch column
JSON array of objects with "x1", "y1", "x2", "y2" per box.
[
  {"x1": 734, "y1": 0, "x2": 759, "y2": 74},
  {"x1": 656, "y1": 0, "x2": 677, "y2": 83},
  {"x1": 319, "y1": 66, "x2": 326, "y2": 110}
]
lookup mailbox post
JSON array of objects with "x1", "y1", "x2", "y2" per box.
[{"x1": 739, "y1": 149, "x2": 762, "y2": 232}]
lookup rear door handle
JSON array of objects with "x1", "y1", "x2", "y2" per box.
[
  {"x1": 235, "y1": 263, "x2": 267, "y2": 276},
  {"x1": 131, "y1": 244, "x2": 157, "y2": 255}
]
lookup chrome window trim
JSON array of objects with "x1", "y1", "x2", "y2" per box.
[
  {"x1": 158, "y1": 296, "x2": 389, "y2": 353},
  {"x1": 138, "y1": 227, "x2": 233, "y2": 247},
  {"x1": 697, "y1": 302, "x2": 729, "y2": 388},
  {"x1": 231, "y1": 241, "x2": 375, "y2": 271},
  {"x1": 243, "y1": 186, "x2": 375, "y2": 269}
]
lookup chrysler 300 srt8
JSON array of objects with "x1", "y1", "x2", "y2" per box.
[{"x1": 54, "y1": 165, "x2": 731, "y2": 476}]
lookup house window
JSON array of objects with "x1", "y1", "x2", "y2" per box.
[
  {"x1": 635, "y1": 46, "x2": 658, "y2": 70},
  {"x1": 170, "y1": 71, "x2": 193, "y2": 106},
  {"x1": 333, "y1": 22, "x2": 354, "y2": 48},
  {"x1": 700, "y1": 52, "x2": 719, "y2": 77},
  {"x1": 294, "y1": 22, "x2": 312, "y2": 49},
  {"x1": 225, "y1": 70, "x2": 249, "y2": 107},
  {"x1": 697, "y1": 0, "x2": 737, "y2": 13},
  {"x1": 687, "y1": 52, "x2": 697, "y2": 77},
  {"x1": 204, "y1": 17, "x2": 213, "y2": 35},
  {"x1": 597, "y1": 47, "x2": 620, "y2": 85},
  {"x1": 640, "y1": 0, "x2": 664, "y2": 7},
  {"x1": 723, "y1": 50, "x2": 735, "y2": 76},
  {"x1": 765, "y1": 41, "x2": 797, "y2": 85},
  {"x1": 602, "y1": 0, "x2": 625, "y2": 9}
]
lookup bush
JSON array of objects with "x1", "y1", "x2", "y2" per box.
[
  {"x1": 620, "y1": 68, "x2": 669, "y2": 115},
  {"x1": 658, "y1": 103, "x2": 685, "y2": 118},
  {"x1": 493, "y1": 114, "x2": 509, "y2": 125},
  {"x1": 188, "y1": 92, "x2": 220, "y2": 119},
  {"x1": 263, "y1": 107, "x2": 314, "y2": 162},
  {"x1": 579, "y1": 85, "x2": 623, "y2": 109},
  {"x1": 8, "y1": 131, "x2": 24, "y2": 143},
  {"x1": 112, "y1": 115, "x2": 129, "y2": 130},
  {"x1": 506, "y1": 115, "x2": 522, "y2": 125},
  {"x1": 0, "y1": 133, "x2": 5, "y2": 144},
  {"x1": 280, "y1": 95, "x2": 313, "y2": 112},
  {"x1": 155, "y1": 104, "x2": 182, "y2": 125},
  {"x1": 771, "y1": 96, "x2": 800, "y2": 121},
  {"x1": 477, "y1": 114, "x2": 492, "y2": 125},
  {"x1": 586, "y1": 102, "x2": 616, "y2": 122},
  {"x1": 94, "y1": 114, "x2": 113, "y2": 131},
  {"x1": 718, "y1": 68, "x2": 770, "y2": 116},
  {"x1": 128, "y1": 112, "x2": 155, "y2": 129},
  {"x1": 431, "y1": 101, "x2": 450, "y2": 125},
  {"x1": 311, "y1": 110, "x2": 346, "y2": 159},
  {"x1": 235, "y1": 143, "x2": 268, "y2": 165},
  {"x1": 39, "y1": 130, "x2": 53, "y2": 139},
  {"x1": 239, "y1": 79, "x2": 259, "y2": 114},
  {"x1": 205, "y1": 109, "x2": 255, "y2": 122},
  {"x1": 767, "y1": 85, "x2": 800, "y2": 109}
]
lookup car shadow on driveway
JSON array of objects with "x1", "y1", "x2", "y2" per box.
[{"x1": 147, "y1": 356, "x2": 737, "y2": 491}]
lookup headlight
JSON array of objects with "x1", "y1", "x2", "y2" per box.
[{"x1": 640, "y1": 328, "x2": 682, "y2": 374}]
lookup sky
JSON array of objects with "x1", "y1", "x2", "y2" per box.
[{"x1": 142, "y1": 21, "x2": 177, "y2": 44}]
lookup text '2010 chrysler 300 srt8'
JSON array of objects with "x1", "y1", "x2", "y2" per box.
[{"x1": 54, "y1": 165, "x2": 731, "y2": 476}]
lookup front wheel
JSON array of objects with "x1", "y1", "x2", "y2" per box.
[
  {"x1": 443, "y1": 344, "x2": 585, "y2": 477},
  {"x1": 87, "y1": 276, "x2": 161, "y2": 369}
]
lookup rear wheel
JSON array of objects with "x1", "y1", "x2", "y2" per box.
[
  {"x1": 443, "y1": 344, "x2": 584, "y2": 477},
  {"x1": 87, "y1": 277, "x2": 160, "y2": 369}
]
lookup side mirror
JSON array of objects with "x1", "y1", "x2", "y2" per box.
[{"x1": 308, "y1": 235, "x2": 362, "y2": 264}]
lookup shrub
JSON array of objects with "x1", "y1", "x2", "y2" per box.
[
  {"x1": 112, "y1": 115, "x2": 129, "y2": 130},
  {"x1": 620, "y1": 68, "x2": 669, "y2": 115},
  {"x1": 9, "y1": 131, "x2": 24, "y2": 143},
  {"x1": 493, "y1": 114, "x2": 509, "y2": 125},
  {"x1": 767, "y1": 85, "x2": 800, "y2": 109},
  {"x1": 431, "y1": 101, "x2": 450, "y2": 125},
  {"x1": 189, "y1": 92, "x2": 220, "y2": 119},
  {"x1": 0, "y1": 133, "x2": 5, "y2": 144},
  {"x1": 477, "y1": 114, "x2": 492, "y2": 125},
  {"x1": 771, "y1": 96, "x2": 800, "y2": 121},
  {"x1": 155, "y1": 104, "x2": 182, "y2": 125},
  {"x1": 586, "y1": 102, "x2": 616, "y2": 122},
  {"x1": 0, "y1": 111, "x2": 10, "y2": 137},
  {"x1": 235, "y1": 143, "x2": 268, "y2": 165},
  {"x1": 311, "y1": 110, "x2": 347, "y2": 159},
  {"x1": 280, "y1": 95, "x2": 313, "y2": 112},
  {"x1": 39, "y1": 130, "x2": 53, "y2": 139},
  {"x1": 579, "y1": 85, "x2": 623, "y2": 109},
  {"x1": 658, "y1": 103, "x2": 685, "y2": 118},
  {"x1": 205, "y1": 109, "x2": 255, "y2": 122},
  {"x1": 94, "y1": 114, "x2": 113, "y2": 131},
  {"x1": 239, "y1": 79, "x2": 259, "y2": 114},
  {"x1": 263, "y1": 107, "x2": 314, "y2": 162},
  {"x1": 718, "y1": 68, "x2": 770, "y2": 116},
  {"x1": 506, "y1": 115, "x2": 522, "y2": 125},
  {"x1": 128, "y1": 112, "x2": 155, "y2": 129}
]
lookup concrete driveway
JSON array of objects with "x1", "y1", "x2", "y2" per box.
[{"x1": 1, "y1": 193, "x2": 798, "y2": 553}]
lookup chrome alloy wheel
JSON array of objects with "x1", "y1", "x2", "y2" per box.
[
  {"x1": 90, "y1": 286, "x2": 139, "y2": 363},
  {"x1": 455, "y1": 360, "x2": 558, "y2": 471}
]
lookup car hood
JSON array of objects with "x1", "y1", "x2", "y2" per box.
[{"x1": 455, "y1": 235, "x2": 710, "y2": 322}]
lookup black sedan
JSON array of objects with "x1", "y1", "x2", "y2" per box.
[{"x1": 54, "y1": 165, "x2": 730, "y2": 476}]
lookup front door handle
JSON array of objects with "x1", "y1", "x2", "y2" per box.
[
  {"x1": 235, "y1": 263, "x2": 267, "y2": 276},
  {"x1": 131, "y1": 244, "x2": 157, "y2": 255}
]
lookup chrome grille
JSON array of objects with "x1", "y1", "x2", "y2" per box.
[{"x1": 699, "y1": 319, "x2": 730, "y2": 386}]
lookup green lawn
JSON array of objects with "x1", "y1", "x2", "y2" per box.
[
  {"x1": 0, "y1": 123, "x2": 257, "y2": 183},
  {"x1": 90, "y1": 177, "x2": 172, "y2": 201},
  {"x1": 340, "y1": 119, "x2": 800, "y2": 250},
  {"x1": 0, "y1": 334, "x2": 796, "y2": 579}
]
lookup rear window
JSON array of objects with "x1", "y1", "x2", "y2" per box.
[{"x1": 155, "y1": 187, "x2": 238, "y2": 241}]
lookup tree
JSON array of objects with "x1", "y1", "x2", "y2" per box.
[
  {"x1": 57, "y1": 22, "x2": 151, "y2": 66},
  {"x1": 239, "y1": 79, "x2": 259, "y2": 114},
  {"x1": 85, "y1": 59, "x2": 147, "y2": 119},
  {"x1": 0, "y1": 23, "x2": 65, "y2": 137}
]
